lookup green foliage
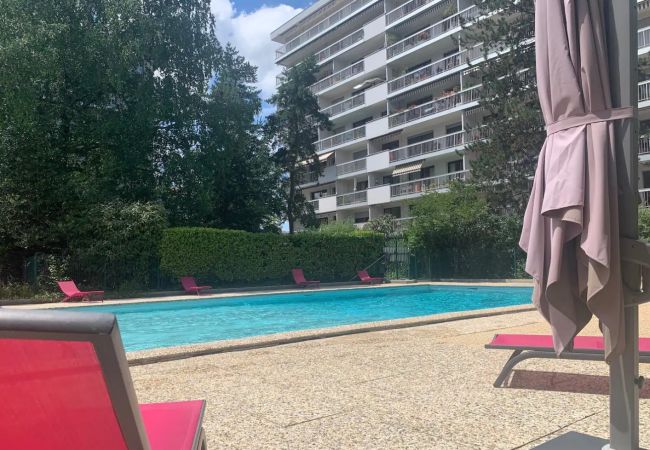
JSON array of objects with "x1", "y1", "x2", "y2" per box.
[
  {"x1": 265, "y1": 56, "x2": 332, "y2": 233},
  {"x1": 0, "y1": 0, "x2": 283, "y2": 282},
  {"x1": 639, "y1": 207, "x2": 650, "y2": 242},
  {"x1": 160, "y1": 228, "x2": 385, "y2": 284},
  {"x1": 463, "y1": 0, "x2": 544, "y2": 214},
  {"x1": 67, "y1": 201, "x2": 168, "y2": 289},
  {"x1": 364, "y1": 215, "x2": 400, "y2": 238},
  {"x1": 316, "y1": 220, "x2": 358, "y2": 235},
  {"x1": 407, "y1": 184, "x2": 523, "y2": 278}
]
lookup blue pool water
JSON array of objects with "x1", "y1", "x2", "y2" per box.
[{"x1": 73, "y1": 285, "x2": 532, "y2": 351}]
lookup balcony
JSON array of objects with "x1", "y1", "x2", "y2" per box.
[
  {"x1": 316, "y1": 126, "x2": 366, "y2": 152},
  {"x1": 388, "y1": 127, "x2": 490, "y2": 163},
  {"x1": 640, "y1": 26, "x2": 650, "y2": 51},
  {"x1": 388, "y1": 86, "x2": 481, "y2": 128},
  {"x1": 322, "y1": 93, "x2": 365, "y2": 117},
  {"x1": 641, "y1": 188, "x2": 650, "y2": 207},
  {"x1": 386, "y1": 6, "x2": 479, "y2": 60},
  {"x1": 298, "y1": 171, "x2": 319, "y2": 184},
  {"x1": 315, "y1": 29, "x2": 364, "y2": 64},
  {"x1": 337, "y1": 158, "x2": 367, "y2": 176},
  {"x1": 386, "y1": 0, "x2": 451, "y2": 25},
  {"x1": 275, "y1": 0, "x2": 377, "y2": 61},
  {"x1": 641, "y1": 136, "x2": 650, "y2": 155},
  {"x1": 640, "y1": 80, "x2": 650, "y2": 102},
  {"x1": 390, "y1": 170, "x2": 468, "y2": 197},
  {"x1": 387, "y1": 47, "x2": 482, "y2": 94},
  {"x1": 312, "y1": 61, "x2": 364, "y2": 93},
  {"x1": 336, "y1": 190, "x2": 368, "y2": 206},
  {"x1": 308, "y1": 198, "x2": 320, "y2": 212}
]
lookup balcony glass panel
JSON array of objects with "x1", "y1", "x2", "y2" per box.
[
  {"x1": 386, "y1": 6, "x2": 478, "y2": 59},
  {"x1": 322, "y1": 93, "x2": 365, "y2": 117},
  {"x1": 390, "y1": 171, "x2": 468, "y2": 197},
  {"x1": 640, "y1": 80, "x2": 650, "y2": 102},
  {"x1": 315, "y1": 29, "x2": 364, "y2": 64},
  {"x1": 336, "y1": 158, "x2": 367, "y2": 175},
  {"x1": 312, "y1": 61, "x2": 365, "y2": 93},
  {"x1": 640, "y1": 26, "x2": 650, "y2": 49},
  {"x1": 388, "y1": 86, "x2": 480, "y2": 128},
  {"x1": 336, "y1": 190, "x2": 368, "y2": 206},
  {"x1": 316, "y1": 126, "x2": 366, "y2": 151}
]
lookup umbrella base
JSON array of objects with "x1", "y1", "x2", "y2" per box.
[{"x1": 531, "y1": 431, "x2": 647, "y2": 450}]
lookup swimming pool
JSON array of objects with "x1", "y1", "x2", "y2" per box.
[{"x1": 73, "y1": 285, "x2": 532, "y2": 351}]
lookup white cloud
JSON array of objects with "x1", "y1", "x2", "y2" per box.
[{"x1": 211, "y1": 0, "x2": 302, "y2": 101}]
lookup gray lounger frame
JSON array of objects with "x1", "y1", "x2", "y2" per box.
[
  {"x1": 486, "y1": 339, "x2": 650, "y2": 388},
  {"x1": 0, "y1": 309, "x2": 206, "y2": 450}
]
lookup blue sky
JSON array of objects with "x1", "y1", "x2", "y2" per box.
[
  {"x1": 233, "y1": 0, "x2": 312, "y2": 13},
  {"x1": 210, "y1": 0, "x2": 316, "y2": 114}
]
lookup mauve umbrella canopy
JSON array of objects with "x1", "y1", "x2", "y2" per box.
[{"x1": 520, "y1": 0, "x2": 633, "y2": 362}]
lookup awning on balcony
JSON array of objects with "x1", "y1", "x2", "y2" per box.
[
  {"x1": 299, "y1": 151, "x2": 335, "y2": 165},
  {"x1": 392, "y1": 160, "x2": 422, "y2": 176}
]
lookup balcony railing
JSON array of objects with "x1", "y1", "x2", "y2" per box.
[
  {"x1": 337, "y1": 158, "x2": 367, "y2": 176},
  {"x1": 316, "y1": 125, "x2": 366, "y2": 151},
  {"x1": 386, "y1": 6, "x2": 479, "y2": 59},
  {"x1": 641, "y1": 136, "x2": 650, "y2": 155},
  {"x1": 275, "y1": 0, "x2": 376, "y2": 60},
  {"x1": 322, "y1": 93, "x2": 365, "y2": 117},
  {"x1": 390, "y1": 170, "x2": 468, "y2": 197},
  {"x1": 315, "y1": 29, "x2": 364, "y2": 63},
  {"x1": 388, "y1": 127, "x2": 489, "y2": 163},
  {"x1": 308, "y1": 199, "x2": 320, "y2": 211},
  {"x1": 640, "y1": 80, "x2": 650, "y2": 102},
  {"x1": 386, "y1": 0, "x2": 452, "y2": 25},
  {"x1": 336, "y1": 190, "x2": 368, "y2": 206},
  {"x1": 641, "y1": 188, "x2": 650, "y2": 208},
  {"x1": 640, "y1": 26, "x2": 650, "y2": 49},
  {"x1": 387, "y1": 47, "x2": 482, "y2": 94},
  {"x1": 312, "y1": 61, "x2": 364, "y2": 93},
  {"x1": 298, "y1": 171, "x2": 319, "y2": 184},
  {"x1": 388, "y1": 86, "x2": 481, "y2": 128}
]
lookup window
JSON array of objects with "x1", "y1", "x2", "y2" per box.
[
  {"x1": 356, "y1": 180, "x2": 369, "y2": 190},
  {"x1": 319, "y1": 217, "x2": 329, "y2": 225},
  {"x1": 353, "y1": 117, "x2": 373, "y2": 128},
  {"x1": 420, "y1": 165, "x2": 433, "y2": 179},
  {"x1": 406, "y1": 59, "x2": 431, "y2": 73},
  {"x1": 446, "y1": 123, "x2": 462, "y2": 134},
  {"x1": 448, "y1": 159, "x2": 463, "y2": 173},
  {"x1": 352, "y1": 149, "x2": 367, "y2": 160},
  {"x1": 407, "y1": 132, "x2": 433, "y2": 145},
  {"x1": 643, "y1": 171, "x2": 650, "y2": 189},
  {"x1": 383, "y1": 207, "x2": 401, "y2": 218},
  {"x1": 311, "y1": 189, "x2": 328, "y2": 200},
  {"x1": 406, "y1": 96, "x2": 432, "y2": 108},
  {"x1": 354, "y1": 213, "x2": 369, "y2": 223},
  {"x1": 382, "y1": 140, "x2": 400, "y2": 151}
]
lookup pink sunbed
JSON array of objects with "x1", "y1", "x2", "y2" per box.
[
  {"x1": 357, "y1": 270, "x2": 383, "y2": 285},
  {"x1": 57, "y1": 280, "x2": 104, "y2": 302},
  {"x1": 486, "y1": 333, "x2": 650, "y2": 387},
  {"x1": 180, "y1": 277, "x2": 212, "y2": 296},
  {"x1": 0, "y1": 309, "x2": 207, "y2": 450},
  {"x1": 291, "y1": 269, "x2": 320, "y2": 288}
]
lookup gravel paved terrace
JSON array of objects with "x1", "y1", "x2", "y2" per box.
[{"x1": 130, "y1": 304, "x2": 650, "y2": 449}]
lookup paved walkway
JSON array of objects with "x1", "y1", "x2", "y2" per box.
[{"x1": 130, "y1": 304, "x2": 650, "y2": 449}]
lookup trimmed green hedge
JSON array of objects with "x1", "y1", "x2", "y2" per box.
[{"x1": 160, "y1": 228, "x2": 385, "y2": 284}]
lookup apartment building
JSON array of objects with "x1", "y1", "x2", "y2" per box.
[{"x1": 272, "y1": 0, "x2": 650, "y2": 229}]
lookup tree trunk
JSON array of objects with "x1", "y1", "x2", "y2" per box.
[{"x1": 288, "y1": 171, "x2": 295, "y2": 234}]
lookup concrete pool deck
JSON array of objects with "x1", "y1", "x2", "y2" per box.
[{"x1": 126, "y1": 302, "x2": 650, "y2": 449}]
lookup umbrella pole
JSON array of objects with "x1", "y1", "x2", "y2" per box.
[{"x1": 606, "y1": 1, "x2": 640, "y2": 449}]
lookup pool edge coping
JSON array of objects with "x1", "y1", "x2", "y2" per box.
[{"x1": 126, "y1": 303, "x2": 536, "y2": 366}]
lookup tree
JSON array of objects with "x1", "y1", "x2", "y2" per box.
[
  {"x1": 407, "y1": 183, "x2": 521, "y2": 277},
  {"x1": 265, "y1": 56, "x2": 331, "y2": 233},
  {"x1": 462, "y1": 0, "x2": 545, "y2": 214},
  {"x1": 364, "y1": 215, "x2": 400, "y2": 238},
  {"x1": 161, "y1": 44, "x2": 283, "y2": 231}
]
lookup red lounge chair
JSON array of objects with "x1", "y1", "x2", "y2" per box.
[
  {"x1": 291, "y1": 269, "x2": 320, "y2": 288},
  {"x1": 180, "y1": 277, "x2": 212, "y2": 296},
  {"x1": 57, "y1": 280, "x2": 104, "y2": 302},
  {"x1": 486, "y1": 333, "x2": 650, "y2": 387},
  {"x1": 357, "y1": 270, "x2": 383, "y2": 285},
  {"x1": 0, "y1": 309, "x2": 207, "y2": 450}
]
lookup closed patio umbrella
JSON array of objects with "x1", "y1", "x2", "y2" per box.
[
  {"x1": 520, "y1": 1, "x2": 646, "y2": 448},
  {"x1": 520, "y1": 0, "x2": 632, "y2": 363}
]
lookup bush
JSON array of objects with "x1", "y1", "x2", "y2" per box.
[
  {"x1": 66, "y1": 201, "x2": 168, "y2": 289},
  {"x1": 639, "y1": 207, "x2": 650, "y2": 242},
  {"x1": 160, "y1": 227, "x2": 385, "y2": 284}
]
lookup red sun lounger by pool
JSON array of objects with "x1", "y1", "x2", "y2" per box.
[
  {"x1": 486, "y1": 333, "x2": 650, "y2": 387},
  {"x1": 57, "y1": 280, "x2": 104, "y2": 302},
  {"x1": 357, "y1": 270, "x2": 383, "y2": 285},
  {"x1": 291, "y1": 269, "x2": 320, "y2": 288},
  {"x1": 180, "y1": 277, "x2": 212, "y2": 296},
  {"x1": 0, "y1": 309, "x2": 207, "y2": 450}
]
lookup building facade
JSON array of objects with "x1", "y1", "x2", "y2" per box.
[{"x1": 272, "y1": 0, "x2": 650, "y2": 229}]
